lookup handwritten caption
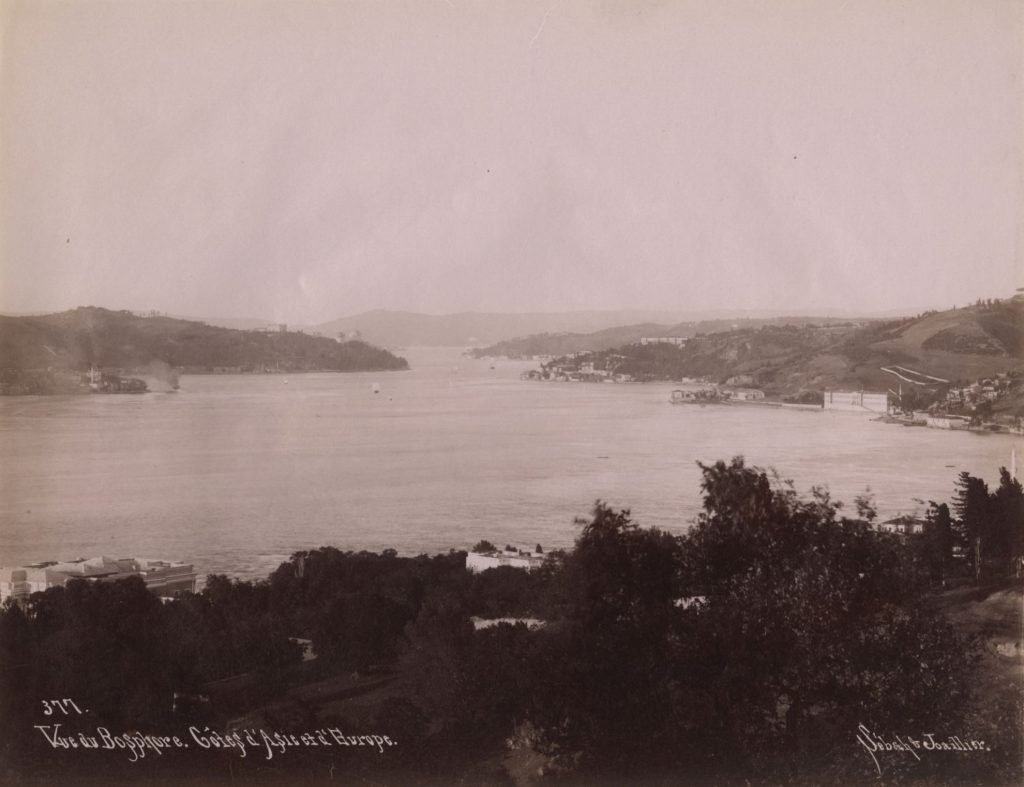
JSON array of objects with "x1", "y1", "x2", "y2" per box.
[
  {"x1": 856, "y1": 723, "x2": 990, "y2": 776},
  {"x1": 34, "y1": 697, "x2": 396, "y2": 763},
  {"x1": 35, "y1": 724, "x2": 397, "y2": 762}
]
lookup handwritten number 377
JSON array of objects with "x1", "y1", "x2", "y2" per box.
[{"x1": 41, "y1": 699, "x2": 84, "y2": 716}]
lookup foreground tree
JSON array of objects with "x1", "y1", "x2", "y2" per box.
[
  {"x1": 525, "y1": 503, "x2": 684, "y2": 775},
  {"x1": 522, "y1": 459, "x2": 982, "y2": 784},
  {"x1": 923, "y1": 501, "x2": 954, "y2": 585},
  {"x1": 675, "y1": 459, "x2": 979, "y2": 782},
  {"x1": 954, "y1": 468, "x2": 1024, "y2": 580}
]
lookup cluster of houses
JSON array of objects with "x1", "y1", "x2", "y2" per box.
[
  {"x1": 905, "y1": 372, "x2": 1022, "y2": 434},
  {"x1": 671, "y1": 387, "x2": 766, "y2": 404},
  {"x1": 943, "y1": 374, "x2": 1013, "y2": 410},
  {"x1": 526, "y1": 355, "x2": 637, "y2": 383}
]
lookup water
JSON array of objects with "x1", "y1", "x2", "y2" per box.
[{"x1": 1, "y1": 347, "x2": 1019, "y2": 579}]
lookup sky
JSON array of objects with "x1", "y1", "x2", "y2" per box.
[{"x1": 1, "y1": 0, "x2": 1021, "y2": 324}]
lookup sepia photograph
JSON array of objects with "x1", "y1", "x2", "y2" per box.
[{"x1": 0, "y1": 1, "x2": 1021, "y2": 784}]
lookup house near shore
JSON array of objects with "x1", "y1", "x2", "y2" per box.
[
  {"x1": 728, "y1": 388, "x2": 765, "y2": 401},
  {"x1": 0, "y1": 556, "x2": 196, "y2": 604},
  {"x1": 926, "y1": 414, "x2": 971, "y2": 430},
  {"x1": 465, "y1": 548, "x2": 546, "y2": 573}
]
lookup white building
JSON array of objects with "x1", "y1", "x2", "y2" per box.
[
  {"x1": 639, "y1": 337, "x2": 687, "y2": 346},
  {"x1": 471, "y1": 616, "x2": 545, "y2": 630},
  {"x1": 823, "y1": 390, "x2": 889, "y2": 414},
  {"x1": 728, "y1": 388, "x2": 765, "y2": 401},
  {"x1": 876, "y1": 517, "x2": 925, "y2": 535},
  {"x1": 465, "y1": 549, "x2": 546, "y2": 573},
  {"x1": 926, "y1": 415, "x2": 971, "y2": 430},
  {"x1": 0, "y1": 556, "x2": 197, "y2": 604}
]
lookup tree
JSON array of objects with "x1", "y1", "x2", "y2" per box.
[
  {"x1": 954, "y1": 471, "x2": 990, "y2": 582},
  {"x1": 924, "y1": 502, "x2": 953, "y2": 585},
  {"x1": 524, "y1": 503, "x2": 687, "y2": 775},
  {"x1": 952, "y1": 467, "x2": 1023, "y2": 579},
  {"x1": 313, "y1": 593, "x2": 410, "y2": 671},
  {"x1": 673, "y1": 459, "x2": 977, "y2": 782},
  {"x1": 990, "y1": 468, "x2": 1024, "y2": 575},
  {"x1": 471, "y1": 539, "x2": 496, "y2": 554}
]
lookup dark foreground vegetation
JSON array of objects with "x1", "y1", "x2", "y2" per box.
[{"x1": 1, "y1": 461, "x2": 1021, "y2": 785}]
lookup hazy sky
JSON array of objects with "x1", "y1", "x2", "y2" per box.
[{"x1": 1, "y1": 1, "x2": 1021, "y2": 323}]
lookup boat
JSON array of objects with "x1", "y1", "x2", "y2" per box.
[{"x1": 372, "y1": 382, "x2": 381, "y2": 394}]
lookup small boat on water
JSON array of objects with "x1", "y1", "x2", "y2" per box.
[{"x1": 372, "y1": 382, "x2": 381, "y2": 394}]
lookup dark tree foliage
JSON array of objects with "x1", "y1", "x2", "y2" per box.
[
  {"x1": 0, "y1": 576, "x2": 302, "y2": 783},
  {"x1": 923, "y1": 501, "x2": 954, "y2": 584},
  {"x1": 313, "y1": 592, "x2": 410, "y2": 671},
  {"x1": 468, "y1": 565, "x2": 550, "y2": 618},
  {"x1": 677, "y1": 467, "x2": 975, "y2": 781},
  {"x1": 0, "y1": 462, "x2": 1015, "y2": 785},
  {"x1": 519, "y1": 460, "x2": 983, "y2": 784},
  {"x1": 991, "y1": 469, "x2": 1024, "y2": 574},
  {"x1": 954, "y1": 468, "x2": 1024, "y2": 580},
  {"x1": 521, "y1": 503, "x2": 685, "y2": 776}
]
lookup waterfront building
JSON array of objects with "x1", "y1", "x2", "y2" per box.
[
  {"x1": 728, "y1": 388, "x2": 765, "y2": 401},
  {"x1": 926, "y1": 414, "x2": 971, "y2": 430},
  {"x1": 823, "y1": 390, "x2": 889, "y2": 414},
  {"x1": 0, "y1": 556, "x2": 196, "y2": 604}
]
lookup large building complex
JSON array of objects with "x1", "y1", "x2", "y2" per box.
[
  {"x1": 0, "y1": 556, "x2": 196, "y2": 604},
  {"x1": 823, "y1": 390, "x2": 890, "y2": 414}
]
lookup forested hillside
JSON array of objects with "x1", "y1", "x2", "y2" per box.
[
  {"x1": 537, "y1": 296, "x2": 1023, "y2": 396},
  {"x1": 0, "y1": 307, "x2": 408, "y2": 382}
]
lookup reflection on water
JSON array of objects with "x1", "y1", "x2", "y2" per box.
[{"x1": 1, "y1": 347, "x2": 1018, "y2": 579}]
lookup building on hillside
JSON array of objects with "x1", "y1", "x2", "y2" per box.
[
  {"x1": 876, "y1": 517, "x2": 925, "y2": 535},
  {"x1": 465, "y1": 548, "x2": 546, "y2": 573},
  {"x1": 0, "y1": 556, "x2": 196, "y2": 604},
  {"x1": 639, "y1": 337, "x2": 687, "y2": 346},
  {"x1": 728, "y1": 388, "x2": 765, "y2": 401},
  {"x1": 823, "y1": 390, "x2": 889, "y2": 414}
]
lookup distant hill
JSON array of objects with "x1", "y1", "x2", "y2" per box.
[
  {"x1": 471, "y1": 316, "x2": 866, "y2": 358},
  {"x1": 312, "y1": 309, "x2": 702, "y2": 347},
  {"x1": 532, "y1": 297, "x2": 1023, "y2": 396},
  {"x1": 0, "y1": 308, "x2": 408, "y2": 390},
  {"x1": 470, "y1": 324, "x2": 667, "y2": 358}
]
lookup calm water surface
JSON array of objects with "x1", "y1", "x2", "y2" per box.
[{"x1": 1, "y1": 347, "x2": 1019, "y2": 579}]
